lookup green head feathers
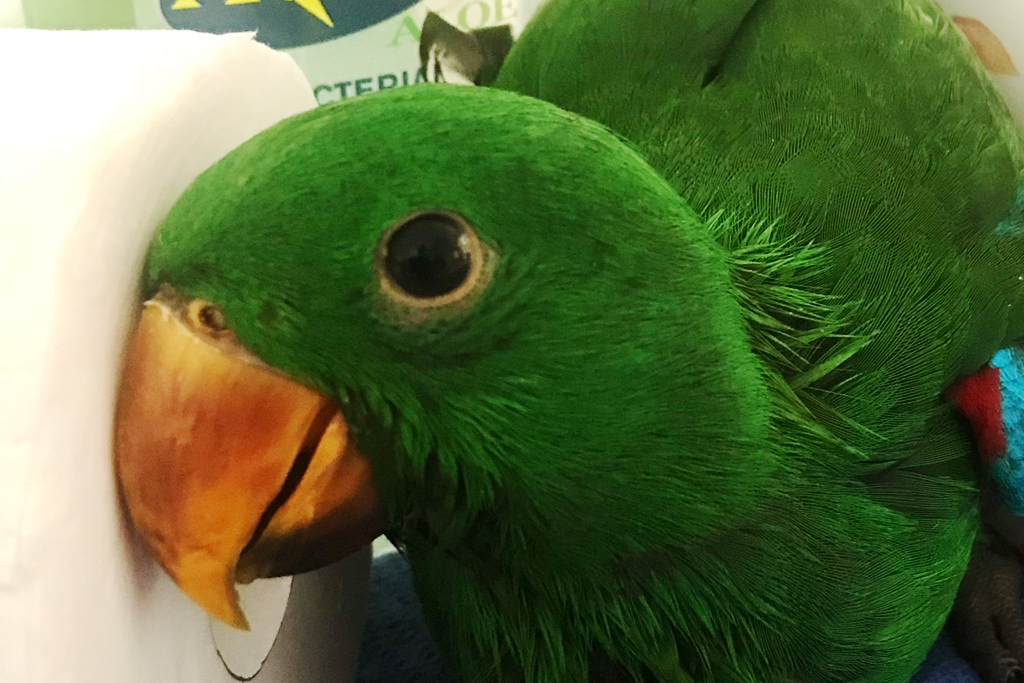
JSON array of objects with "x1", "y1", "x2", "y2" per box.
[{"x1": 145, "y1": 85, "x2": 773, "y2": 560}]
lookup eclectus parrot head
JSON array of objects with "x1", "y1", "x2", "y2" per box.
[{"x1": 116, "y1": 85, "x2": 771, "y2": 627}]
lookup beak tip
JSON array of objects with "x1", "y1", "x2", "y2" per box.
[
  {"x1": 227, "y1": 612, "x2": 252, "y2": 632},
  {"x1": 170, "y1": 562, "x2": 251, "y2": 631},
  {"x1": 203, "y1": 588, "x2": 251, "y2": 632}
]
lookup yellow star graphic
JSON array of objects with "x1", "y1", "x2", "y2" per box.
[
  {"x1": 286, "y1": 0, "x2": 334, "y2": 27},
  {"x1": 173, "y1": 0, "x2": 335, "y2": 28}
]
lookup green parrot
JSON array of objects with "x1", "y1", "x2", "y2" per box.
[{"x1": 114, "y1": 0, "x2": 1024, "y2": 681}]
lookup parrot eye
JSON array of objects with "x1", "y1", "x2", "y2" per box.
[
  {"x1": 377, "y1": 211, "x2": 490, "y2": 309},
  {"x1": 187, "y1": 299, "x2": 229, "y2": 336},
  {"x1": 383, "y1": 213, "x2": 472, "y2": 297}
]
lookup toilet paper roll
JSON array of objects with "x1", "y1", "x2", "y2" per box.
[
  {"x1": 0, "y1": 0, "x2": 24, "y2": 28},
  {"x1": 0, "y1": 28, "x2": 369, "y2": 683}
]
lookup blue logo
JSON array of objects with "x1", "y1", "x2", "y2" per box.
[{"x1": 160, "y1": 0, "x2": 421, "y2": 50}]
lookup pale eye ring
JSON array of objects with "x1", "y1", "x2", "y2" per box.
[{"x1": 375, "y1": 211, "x2": 490, "y2": 310}]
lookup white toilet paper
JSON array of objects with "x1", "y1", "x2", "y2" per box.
[
  {"x1": 0, "y1": 0, "x2": 24, "y2": 28},
  {"x1": 0, "y1": 29, "x2": 369, "y2": 682}
]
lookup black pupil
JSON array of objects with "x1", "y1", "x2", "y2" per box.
[{"x1": 384, "y1": 215, "x2": 472, "y2": 298}]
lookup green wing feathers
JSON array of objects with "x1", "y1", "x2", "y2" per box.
[
  {"x1": 488, "y1": 1, "x2": 1024, "y2": 679},
  {"x1": 499, "y1": 0, "x2": 1024, "y2": 457}
]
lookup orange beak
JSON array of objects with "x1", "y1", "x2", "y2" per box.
[{"x1": 115, "y1": 288, "x2": 385, "y2": 629}]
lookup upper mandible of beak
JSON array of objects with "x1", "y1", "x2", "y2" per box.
[{"x1": 115, "y1": 288, "x2": 385, "y2": 629}]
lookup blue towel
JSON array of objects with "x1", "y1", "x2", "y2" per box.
[
  {"x1": 357, "y1": 553, "x2": 984, "y2": 683},
  {"x1": 358, "y1": 553, "x2": 456, "y2": 683}
]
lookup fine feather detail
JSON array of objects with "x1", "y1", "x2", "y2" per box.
[
  {"x1": 709, "y1": 214, "x2": 875, "y2": 447},
  {"x1": 142, "y1": 0, "x2": 1024, "y2": 681}
]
